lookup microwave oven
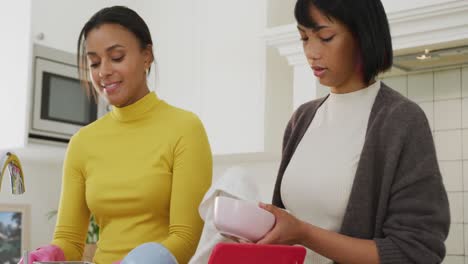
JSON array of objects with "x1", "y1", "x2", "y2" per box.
[{"x1": 30, "y1": 44, "x2": 110, "y2": 143}]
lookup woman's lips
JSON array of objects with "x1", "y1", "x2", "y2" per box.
[
  {"x1": 312, "y1": 66, "x2": 327, "y2": 78},
  {"x1": 101, "y1": 82, "x2": 121, "y2": 94}
]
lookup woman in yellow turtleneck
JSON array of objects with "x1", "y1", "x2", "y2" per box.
[{"x1": 23, "y1": 6, "x2": 212, "y2": 264}]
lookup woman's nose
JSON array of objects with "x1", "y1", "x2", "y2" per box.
[
  {"x1": 304, "y1": 41, "x2": 322, "y2": 61},
  {"x1": 99, "y1": 60, "x2": 113, "y2": 77}
]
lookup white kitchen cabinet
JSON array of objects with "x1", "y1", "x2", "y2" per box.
[{"x1": 142, "y1": 0, "x2": 268, "y2": 155}]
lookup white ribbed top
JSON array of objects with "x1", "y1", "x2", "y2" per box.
[{"x1": 281, "y1": 81, "x2": 381, "y2": 263}]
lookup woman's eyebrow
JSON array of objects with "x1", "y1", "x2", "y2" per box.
[
  {"x1": 86, "y1": 44, "x2": 125, "y2": 56},
  {"x1": 297, "y1": 24, "x2": 329, "y2": 33}
]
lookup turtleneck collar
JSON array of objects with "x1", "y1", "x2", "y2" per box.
[
  {"x1": 110, "y1": 92, "x2": 161, "y2": 122},
  {"x1": 328, "y1": 80, "x2": 381, "y2": 102}
]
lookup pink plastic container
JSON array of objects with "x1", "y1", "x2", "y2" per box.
[{"x1": 213, "y1": 196, "x2": 275, "y2": 242}]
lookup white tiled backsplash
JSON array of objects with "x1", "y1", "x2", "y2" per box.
[{"x1": 383, "y1": 66, "x2": 468, "y2": 263}]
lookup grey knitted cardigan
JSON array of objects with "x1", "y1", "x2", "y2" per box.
[{"x1": 272, "y1": 83, "x2": 450, "y2": 263}]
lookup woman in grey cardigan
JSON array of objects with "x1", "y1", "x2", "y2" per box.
[{"x1": 257, "y1": 0, "x2": 450, "y2": 263}]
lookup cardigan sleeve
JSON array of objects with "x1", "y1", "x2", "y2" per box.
[{"x1": 374, "y1": 103, "x2": 450, "y2": 264}]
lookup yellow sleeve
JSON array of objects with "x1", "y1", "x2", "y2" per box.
[
  {"x1": 160, "y1": 115, "x2": 213, "y2": 264},
  {"x1": 51, "y1": 134, "x2": 90, "y2": 261}
]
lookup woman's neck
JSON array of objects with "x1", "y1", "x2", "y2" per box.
[{"x1": 331, "y1": 78, "x2": 375, "y2": 94}]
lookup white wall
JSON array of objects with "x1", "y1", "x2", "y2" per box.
[
  {"x1": 264, "y1": 47, "x2": 293, "y2": 154},
  {"x1": 0, "y1": 1, "x2": 32, "y2": 149},
  {"x1": 136, "y1": 1, "x2": 202, "y2": 116},
  {"x1": 141, "y1": 0, "x2": 267, "y2": 155},
  {"x1": 198, "y1": 0, "x2": 266, "y2": 154},
  {"x1": 31, "y1": 0, "x2": 137, "y2": 54},
  {"x1": 381, "y1": 0, "x2": 453, "y2": 13},
  {"x1": 267, "y1": 0, "x2": 295, "y2": 27}
]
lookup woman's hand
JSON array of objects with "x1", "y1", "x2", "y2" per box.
[
  {"x1": 256, "y1": 203, "x2": 305, "y2": 245},
  {"x1": 257, "y1": 204, "x2": 380, "y2": 264},
  {"x1": 17, "y1": 245, "x2": 65, "y2": 264}
]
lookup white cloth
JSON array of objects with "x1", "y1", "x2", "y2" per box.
[
  {"x1": 281, "y1": 81, "x2": 381, "y2": 264},
  {"x1": 189, "y1": 166, "x2": 262, "y2": 264}
]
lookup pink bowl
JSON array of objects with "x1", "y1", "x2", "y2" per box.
[{"x1": 214, "y1": 196, "x2": 275, "y2": 242}]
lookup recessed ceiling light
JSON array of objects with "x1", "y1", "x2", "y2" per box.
[
  {"x1": 416, "y1": 49, "x2": 431, "y2": 60},
  {"x1": 416, "y1": 54, "x2": 431, "y2": 60}
]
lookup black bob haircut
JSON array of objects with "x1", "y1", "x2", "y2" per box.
[
  {"x1": 77, "y1": 6, "x2": 154, "y2": 101},
  {"x1": 295, "y1": 0, "x2": 393, "y2": 85}
]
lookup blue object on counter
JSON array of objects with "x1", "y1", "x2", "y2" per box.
[{"x1": 121, "y1": 243, "x2": 178, "y2": 264}]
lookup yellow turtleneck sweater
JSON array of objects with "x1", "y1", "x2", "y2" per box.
[{"x1": 51, "y1": 92, "x2": 212, "y2": 264}]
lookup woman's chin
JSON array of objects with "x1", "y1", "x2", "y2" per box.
[
  {"x1": 104, "y1": 96, "x2": 125, "y2": 108},
  {"x1": 100, "y1": 90, "x2": 123, "y2": 105},
  {"x1": 317, "y1": 79, "x2": 333, "y2": 88}
]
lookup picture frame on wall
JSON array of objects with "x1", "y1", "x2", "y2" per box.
[{"x1": 0, "y1": 204, "x2": 30, "y2": 264}]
